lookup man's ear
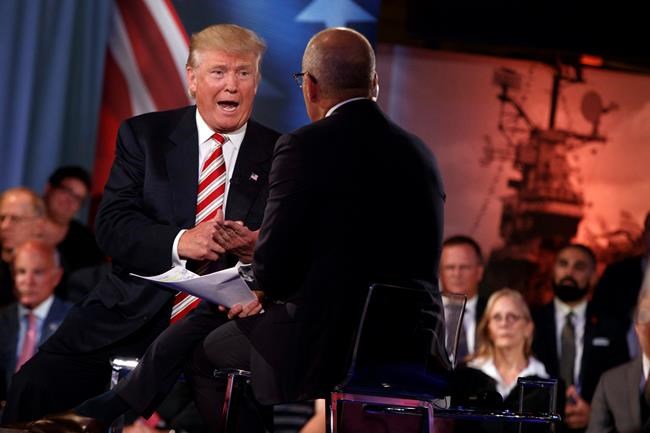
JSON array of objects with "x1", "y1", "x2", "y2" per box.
[{"x1": 305, "y1": 76, "x2": 319, "y2": 103}]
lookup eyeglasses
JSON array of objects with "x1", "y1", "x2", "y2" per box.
[
  {"x1": 55, "y1": 184, "x2": 86, "y2": 203},
  {"x1": 292, "y1": 71, "x2": 317, "y2": 88},
  {"x1": 0, "y1": 214, "x2": 37, "y2": 224},
  {"x1": 489, "y1": 313, "x2": 523, "y2": 324}
]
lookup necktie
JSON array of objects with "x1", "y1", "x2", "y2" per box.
[
  {"x1": 170, "y1": 132, "x2": 227, "y2": 324},
  {"x1": 445, "y1": 302, "x2": 469, "y2": 365},
  {"x1": 16, "y1": 313, "x2": 37, "y2": 371},
  {"x1": 559, "y1": 311, "x2": 576, "y2": 387}
]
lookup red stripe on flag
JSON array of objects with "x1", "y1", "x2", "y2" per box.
[
  {"x1": 116, "y1": 0, "x2": 187, "y2": 110},
  {"x1": 92, "y1": 50, "x2": 133, "y2": 197}
]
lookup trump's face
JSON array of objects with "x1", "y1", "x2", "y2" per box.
[{"x1": 187, "y1": 49, "x2": 259, "y2": 133}]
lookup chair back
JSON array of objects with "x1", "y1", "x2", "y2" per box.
[{"x1": 336, "y1": 283, "x2": 451, "y2": 399}]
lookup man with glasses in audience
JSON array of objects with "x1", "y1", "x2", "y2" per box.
[
  {"x1": 532, "y1": 244, "x2": 629, "y2": 432},
  {"x1": 0, "y1": 188, "x2": 46, "y2": 307},
  {"x1": 41, "y1": 166, "x2": 104, "y2": 279}
]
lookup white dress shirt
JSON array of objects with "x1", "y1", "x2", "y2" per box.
[
  {"x1": 16, "y1": 295, "x2": 54, "y2": 358},
  {"x1": 468, "y1": 355, "x2": 550, "y2": 399}
]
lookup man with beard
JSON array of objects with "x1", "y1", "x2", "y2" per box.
[{"x1": 532, "y1": 244, "x2": 629, "y2": 432}]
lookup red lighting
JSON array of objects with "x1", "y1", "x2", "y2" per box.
[{"x1": 580, "y1": 54, "x2": 604, "y2": 67}]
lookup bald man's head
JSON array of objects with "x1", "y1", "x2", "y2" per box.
[{"x1": 302, "y1": 27, "x2": 376, "y2": 101}]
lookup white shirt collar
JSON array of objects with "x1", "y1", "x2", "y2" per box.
[
  {"x1": 554, "y1": 297, "x2": 587, "y2": 319},
  {"x1": 468, "y1": 356, "x2": 549, "y2": 398},
  {"x1": 17, "y1": 295, "x2": 54, "y2": 321},
  {"x1": 643, "y1": 353, "x2": 650, "y2": 382},
  {"x1": 325, "y1": 97, "x2": 369, "y2": 117},
  {"x1": 195, "y1": 108, "x2": 247, "y2": 150}
]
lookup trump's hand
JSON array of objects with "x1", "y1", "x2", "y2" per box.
[{"x1": 178, "y1": 219, "x2": 225, "y2": 261}]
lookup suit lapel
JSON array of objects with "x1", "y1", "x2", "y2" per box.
[
  {"x1": 627, "y1": 357, "x2": 643, "y2": 427},
  {"x1": 166, "y1": 107, "x2": 200, "y2": 228},
  {"x1": 225, "y1": 120, "x2": 273, "y2": 224}
]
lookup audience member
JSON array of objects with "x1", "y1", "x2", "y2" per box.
[
  {"x1": 453, "y1": 288, "x2": 549, "y2": 407},
  {"x1": 0, "y1": 241, "x2": 71, "y2": 404},
  {"x1": 532, "y1": 244, "x2": 629, "y2": 432},
  {"x1": 2, "y1": 23, "x2": 278, "y2": 424},
  {"x1": 183, "y1": 27, "x2": 449, "y2": 432},
  {"x1": 41, "y1": 166, "x2": 105, "y2": 296},
  {"x1": 440, "y1": 235, "x2": 487, "y2": 362},
  {"x1": 592, "y1": 212, "x2": 650, "y2": 357},
  {"x1": 587, "y1": 263, "x2": 650, "y2": 433},
  {"x1": 0, "y1": 188, "x2": 46, "y2": 307}
]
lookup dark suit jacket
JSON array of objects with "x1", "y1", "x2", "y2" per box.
[
  {"x1": 587, "y1": 357, "x2": 643, "y2": 433},
  {"x1": 42, "y1": 106, "x2": 279, "y2": 354},
  {"x1": 0, "y1": 297, "x2": 72, "y2": 399},
  {"x1": 532, "y1": 300, "x2": 630, "y2": 404},
  {"x1": 591, "y1": 255, "x2": 646, "y2": 330},
  {"x1": 0, "y1": 260, "x2": 13, "y2": 308},
  {"x1": 249, "y1": 99, "x2": 448, "y2": 404}
]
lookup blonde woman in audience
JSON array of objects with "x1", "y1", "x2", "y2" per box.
[{"x1": 454, "y1": 288, "x2": 549, "y2": 407}]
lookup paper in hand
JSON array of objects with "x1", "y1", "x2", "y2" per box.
[{"x1": 131, "y1": 265, "x2": 256, "y2": 308}]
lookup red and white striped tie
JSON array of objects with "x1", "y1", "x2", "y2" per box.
[{"x1": 171, "y1": 132, "x2": 227, "y2": 323}]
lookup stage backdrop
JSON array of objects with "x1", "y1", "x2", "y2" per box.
[{"x1": 377, "y1": 45, "x2": 650, "y2": 302}]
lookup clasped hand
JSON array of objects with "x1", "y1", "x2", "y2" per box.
[{"x1": 177, "y1": 209, "x2": 261, "y2": 319}]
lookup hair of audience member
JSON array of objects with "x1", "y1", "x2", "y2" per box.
[
  {"x1": 473, "y1": 288, "x2": 534, "y2": 361},
  {"x1": 302, "y1": 27, "x2": 376, "y2": 100},
  {"x1": 12, "y1": 239, "x2": 61, "y2": 269},
  {"x1": 48, "y1": 165, "x2": 92, "y2": 192},
  {"x1": 560, "y1": 243, "x2": 597, "y2": 270},
  {"x1": 0, "y1": 187, "x2": 46, "y2": 217},
  {"x1": 185, "y1": 24, "x2": 266, "y2": 98},
  {"x1": 442, "y1": 235, "x2": 484, "y2": 264}
]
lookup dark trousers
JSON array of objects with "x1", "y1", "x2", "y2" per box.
[
  {"x1": 185, "y1": 317, "x2": 270, "y2": 433},
  {"x1": 114, "y1": 302, "x2": 229, "y2": 416},
  {"x1": 2, "y1": 302, "x2": 168, "y2": 423}
]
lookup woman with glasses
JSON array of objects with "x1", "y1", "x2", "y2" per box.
[{"x1": 452, "y1": 288, "x2": 550, "y2": 411}]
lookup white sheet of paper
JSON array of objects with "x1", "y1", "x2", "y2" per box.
[{"x1": 131, "y1": 266, "x2": 256, "y2": 308}]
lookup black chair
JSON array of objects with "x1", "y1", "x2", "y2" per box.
[{"x1": 329, "y1": 283, "x2": 453, "y2": 433}]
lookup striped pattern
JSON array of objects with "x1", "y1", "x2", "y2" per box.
[
  {"x1": 170, "y1": 133, "x2": 227, "y2": 323},
  {"x1": 92, "y1": 0, "x2": 190, "y2": 198}
]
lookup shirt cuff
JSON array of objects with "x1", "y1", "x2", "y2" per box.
[{"x1": 172, "y1": 229, "x2": 188, "y2": 268}]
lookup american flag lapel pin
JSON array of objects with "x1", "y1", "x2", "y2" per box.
[{"x1": 249, "y1": 173, "x2": 259, "y2": 181}]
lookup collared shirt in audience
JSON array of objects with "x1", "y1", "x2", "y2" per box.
[{"x1": 15, "y1": 295, "x2": 54, "y2": 358}]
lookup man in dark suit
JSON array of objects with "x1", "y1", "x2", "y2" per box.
[
  {"x1": 2, "y1": 24, "x2": 279, "y2": 423},
  {"x1": 439, "y1": 235, "x2": 488, "y2": 362},
  {"x1": 0, "y1": 240, "x2": 71, "y2": 403},
  {"x1": 183, "y1": 27, "x2": 449, "y2": 432},
  {"x1": 532, "y1": 244, "x2": 630, "y2": 432},
  {"x1": 587, "y1": 268, "x2": 650, "y2": 433}
]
